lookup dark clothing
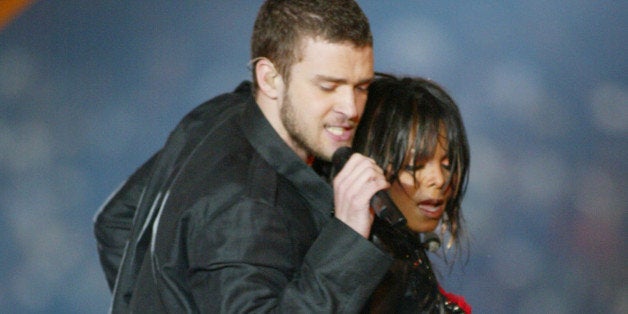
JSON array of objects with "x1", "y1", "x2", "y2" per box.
[
  {"x1": 364, "y1": 219, "x2": 467, "y2": 313},
  {"x1": 94, "y1": 82, "x2": 393, "y2": 313}
]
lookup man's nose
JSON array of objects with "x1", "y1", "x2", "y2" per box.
[{"x1": 334, "y1": 88, "x2": 358, "y2": 118}]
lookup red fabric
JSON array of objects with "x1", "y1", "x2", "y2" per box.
[{"x1": 438, "y1": 285, "x2": 472, "y2": 314}]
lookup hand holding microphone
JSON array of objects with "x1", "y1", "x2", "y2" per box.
[{"x1": 331, "y1": 147, "x2": 406, "y2": 236}]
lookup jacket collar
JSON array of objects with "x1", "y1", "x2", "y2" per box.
[{"x1": 239, "y1": 90, "x2": 334, "y2": 218}]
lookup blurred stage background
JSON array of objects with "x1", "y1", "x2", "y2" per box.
[{"x1": 0, "y1": 1, "x2": 626, "y2": 313}]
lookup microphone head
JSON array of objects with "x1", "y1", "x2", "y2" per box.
[
  {"x1": 332, "y1": 147, "x2": 354, "y2": 177},
  {"x1": 332, "y1": 147, "x2": 353, "y2": 168}
]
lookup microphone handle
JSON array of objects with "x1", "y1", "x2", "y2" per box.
[{"x1": 370, "y1": 190, "x2": 407, "y2": 227}]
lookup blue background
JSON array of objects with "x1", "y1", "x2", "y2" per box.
[{"x1": 0, "y1": 1, "x2": 626, "y2": 313}]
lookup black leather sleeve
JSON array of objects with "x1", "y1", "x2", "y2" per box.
[{"x1": 93, "y1": 152, "x2": 159, "y2": 291}]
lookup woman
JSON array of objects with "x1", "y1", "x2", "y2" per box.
[{"x1": 354, "y1": 74, "x2": 471, "y2": 313}]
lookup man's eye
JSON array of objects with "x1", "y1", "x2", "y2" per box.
[
  {"x1": 320, "y1": 84, "x2": 335, "y2": 91},
  {"x1": 355, "y1": 84, "x2": 369, "y2": 92}
]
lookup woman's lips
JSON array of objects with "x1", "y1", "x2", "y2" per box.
[{"x1": 417, "y1": 199, "x2": 444, "y2": 219}]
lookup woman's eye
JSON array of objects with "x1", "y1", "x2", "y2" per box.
[
  {"x1": 404, "y1": 164, "x2": 424, "y2": 172},
  {"x1": 442, "y1": 161, "x2": 452, "y2": 171}
]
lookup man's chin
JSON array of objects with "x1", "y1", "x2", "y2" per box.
[
  {"x1": 307, "y1": 147, "x2": 333, "y2": 162},
  {"x1": 303, "y1": 140, "x2": 353, "y2": 162}
]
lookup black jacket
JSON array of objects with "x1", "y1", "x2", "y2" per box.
[{"x1": 94, "y1": 82, "x2": 393, "y2": 313}]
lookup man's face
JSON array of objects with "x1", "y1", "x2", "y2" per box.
[{"x1": 278, "y1": 38, "x2": 374, "y2": 161}]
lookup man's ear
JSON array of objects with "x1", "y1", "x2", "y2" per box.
[{"x1": 255, "y1": 58, "x2": 282, "y2": 99}]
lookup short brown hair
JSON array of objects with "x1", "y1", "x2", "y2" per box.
[{"x1": 251, "y1": 0, "x2": 372, "y2": 89}]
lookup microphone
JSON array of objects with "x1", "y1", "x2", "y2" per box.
[
  {"x1": 332, "y1": 147, "x2": 407, "y2": 227},
  {"x1": 422, "y1": 232, "x2": 441, "y2": 252}
]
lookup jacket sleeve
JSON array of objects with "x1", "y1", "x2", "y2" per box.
[
  {"x1": 182, "y1": 198, "x2": 394, "y2": 313},
  {"x1": 93, "y1": 152, "x2": 159, "y2": 291}
]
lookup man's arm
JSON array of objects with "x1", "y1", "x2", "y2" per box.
[
  {"x1": 183, "y1": 198, "x2": 393, "y2": 313},
  {"x1": 93, "y1": 152, "x2": 159, "y2": 290},
  {"x1": 178, "y1": 154, "x2": 392, "y2": 313}
]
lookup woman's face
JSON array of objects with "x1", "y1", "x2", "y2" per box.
[{"x1": 388, "y1": 134, "x2": 452, "y2": 233}]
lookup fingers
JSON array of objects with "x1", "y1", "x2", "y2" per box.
[
  {"x1": 332, "y1": 153, "x2": 390, "y2": 238},
  {"x1": 335, "y1": 154, "x2": 388, "y2": 195}
]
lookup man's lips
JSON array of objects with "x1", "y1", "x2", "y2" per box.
[{"x1": 325, "y1": 125, "x2": 354, "y2": 141}]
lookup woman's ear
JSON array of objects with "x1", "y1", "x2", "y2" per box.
[{"x1": 255, "y1": 58, "x2": 282, "y2": 99}]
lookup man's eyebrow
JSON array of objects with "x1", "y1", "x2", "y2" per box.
[
  {"x1": 314, "y1": 75, "x2": 346, "y2": 83},
  {"x1": 313, "y1": 75, "x2": 374, "y2": 85}
]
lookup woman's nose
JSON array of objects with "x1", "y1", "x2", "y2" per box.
[{"x1": 422, "y1": 162, "x2": 445, "y2": 188}]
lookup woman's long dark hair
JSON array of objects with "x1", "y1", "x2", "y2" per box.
[{"x1": 353, "y1": 73, "x2": 470, "y2": 250}]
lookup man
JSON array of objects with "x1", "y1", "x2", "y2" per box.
[{"x1": 94, "y1": 0, "x2": 393, "y2": 312}]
